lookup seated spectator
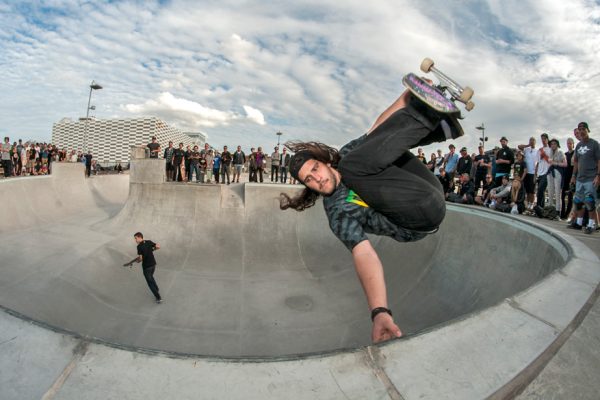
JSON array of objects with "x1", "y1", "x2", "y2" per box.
[
  {"x1": 438, "y1": 167, "x2": 452, "y2": 199},
  {"x1": 475, "y1": 173, "x2": 495, "y2": 206},
  {"x1": 488, "y1": 175, "x2": 512, "y2": 210},
  {"x1": 447, "y1": 173, "x2": 475, "y2": 204}
]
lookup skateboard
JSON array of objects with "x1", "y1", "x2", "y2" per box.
[
  {"x1": 402, "y1": 57, "x2": 475, "y2": 115},
  {"x1": 123, "y1": 257, "x2": 138, "y2": 268}
]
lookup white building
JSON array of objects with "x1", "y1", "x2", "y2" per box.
[{"x1": 52, "y1": 117, "x2": 204, "y2": 164}]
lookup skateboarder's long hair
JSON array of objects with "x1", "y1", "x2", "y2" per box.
[{"x1": 279, "y1": 141, "x2": 340, "y2": 212}]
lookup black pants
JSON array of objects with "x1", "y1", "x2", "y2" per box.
[
  {"x1": 536, "y1": 174, "x2": 548, "y2": 207},
  {"x1": 143, "y1": 266, "x2": 161, "y2": 300},
  {"x1": 474, "y1": 170, "x2": 486, "y2": 191},
  {"x1": 85, "y1": 165, "x2": 91, "y2": 177},
  {"x1": 271, "y1": 165, "x2": 279, "y2": 182},
  {"x1": 2, "y1": 159, "x2": 12, "y2": 177},
  {"x1": 257, "y1": 168, "x2": 263, "y2": 182},
  {"x1": 560, "y1": 188, "x2": 573, "y2": 219},
  {"x1": 338, "y1": 101, "x2": 446, "y2": 231}
]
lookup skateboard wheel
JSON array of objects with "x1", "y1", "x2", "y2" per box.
[
  {"x1": 420, "y1": 57, "x2": 434, "y2": 73},
  {"x1": 459, "y1": 86, "x2": 474, "y2": 102},
  {"x1": 465, "y1": 101, "x2": 475, "y2": 111}
]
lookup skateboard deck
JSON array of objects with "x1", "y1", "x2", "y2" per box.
[
  {"x1": 403, "y1": 73, "x2": 460, "y2": 114},
  {"x1": 402, "y1": 57, "x2": 475, "y2": 114}
]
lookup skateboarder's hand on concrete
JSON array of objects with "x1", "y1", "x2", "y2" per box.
[{"x1": 372, "y1": 313, "x2": 402, "y2": 343}]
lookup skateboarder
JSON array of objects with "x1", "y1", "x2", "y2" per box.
[
  {"x1": 280, "y1": 89, "x2": 462, "y2": 343},
  {"x1": 126, "y1": 232, "x2": 163, "y2": 303}
]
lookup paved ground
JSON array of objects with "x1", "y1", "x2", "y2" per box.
[
  {"x1": 1, "y1": 162, "x2": 598, "y2": 399},
  {"x1": 515, "y1": 217, "x2": 600, "y2": 400}
]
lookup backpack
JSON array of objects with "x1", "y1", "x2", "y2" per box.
[{"x1": 533, "y1": 205, "x2": 559, "y2": 220}]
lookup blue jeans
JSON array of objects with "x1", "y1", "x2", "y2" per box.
[
  {"x1": 188, "y1": 163, "x2": 200, "y2": 182},
  {"x1": 280, "y1": 166, "x2": 288, "y2": 183}
]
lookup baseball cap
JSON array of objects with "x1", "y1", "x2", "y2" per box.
[
  {"x1": 500, "y1": 136, "x2": 508, "y2": 142},
  {"x1": 460, "y1": 147, "x2": 467, "y2": 152},
  {"x1": 540, "y1": 133, "x2": 549, "y2": 139},
  {"x1": 578, "y1": 122, "x2": 590, "y2": 131}
]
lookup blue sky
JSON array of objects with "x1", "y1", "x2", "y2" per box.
[{"x1": 1, "y1": 0, "x2": 599, "y2": 154}]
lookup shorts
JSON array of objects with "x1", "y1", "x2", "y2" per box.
[
  {"x1": 234, "y1": 164, "x2": 243, "y2": 174},
  {"x1": 574, "y1": 180, "x2": 597, "y2": 203},
  {"x1": 523, "y1": 173, "x2": 535, "y2": 194}
]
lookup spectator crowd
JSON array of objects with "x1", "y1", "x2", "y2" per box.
[
  {"x1": 148, "y1": 138, "x2": 297, "y2": 185},
  {"x1": 431, "y1": 121, "x2": 600, "y2": 234},
  {"x1": 0, "y1": 136, "x2": 123, "y2": 179}
]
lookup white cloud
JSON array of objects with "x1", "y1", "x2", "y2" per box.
[{"x1": 0, "y1": 0, "x2": 598, "y2": 153}]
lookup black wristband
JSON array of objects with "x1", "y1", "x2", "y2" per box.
[{"x1": 371, "y1": 307, "x2": 392, "y2": 321}]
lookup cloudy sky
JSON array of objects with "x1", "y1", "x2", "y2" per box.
[{"x1": 1, "y1": 0, "x2": 599, "y2": 153}]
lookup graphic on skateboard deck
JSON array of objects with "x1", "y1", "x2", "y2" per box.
[{"x1": 402, "y1": 57, "x2": 475, "y2": 115}]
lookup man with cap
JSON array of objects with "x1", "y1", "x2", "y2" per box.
[
  {"x1": 494, "y1": 136, "x2": 514, "y2": 186},
  {"x1": 535, "y1": 133, "x2": 552, "y2": 208},
  {"x1": 568, "y1": 122, "x2": 600, "y2": 234},
  {"x1": 456, "y1": 146, "x2": 472, "y2": 177},
  {"x1": 279, "y1": 88, "x2": 462, "y2": 343}
]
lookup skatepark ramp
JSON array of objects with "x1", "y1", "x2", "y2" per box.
[{"x1": 0, "y1": 161, "x2": 568, "y2": 357}]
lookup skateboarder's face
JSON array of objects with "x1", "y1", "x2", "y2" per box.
[{"x1": 298, "y1": 159, "x2": 338, "y2": 196}]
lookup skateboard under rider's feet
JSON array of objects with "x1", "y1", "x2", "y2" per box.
[{"x1": 402, "y1": 57, "x2": 475, "y2": 139}]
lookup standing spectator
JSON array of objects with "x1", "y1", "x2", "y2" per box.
[
  {"x1": 255, "y1": 147, "x2": 265, "y2": 182},
  {"x1": 15, "y1": 139, "x2": 24, "y2": 175},
  {"x1": 163, "y1": 141, "x2": 175, "y2": 181},
  {"x1": 456, "y1": 147, "x2": 472, "y2": 177},
  {"x1": 427, "y1": 153, "x2": 437, "y2": 173},
  {"x1": 444, "y1": 144, "x2": 459, "y2": 182},
  {"x1": 416, "y1": 148, "x2": 427, "y2": 164},
  {"x1": 1, "y1": 136, "x2": 12, "y2": 177},
  {"x1": 220, "y1": 145, "x2": 232, "y2": 185},
  {"x1": 473, "y1": 145, "x2": 491, "y2": 190},
  {"x1": 547, "y1": 139, "x2": 567, "y2": 213},
  {"x1": 568, "y1": 122, "x2": 600, "y2": 234},
  {"x1": 271, "y1": 146, "x2": 280, "y2": 182},
  {"x1": 147, "y1": 136, "x2": 160, "y2": 159},
  {"x1": 535, "y1": 133, "x2": 552, "y2": 208},
  {"x1": 200, "y1": 143, "x2": 210, "y2": 157},
  {"x1": 433, "y1": 149, "x2": 444, "y2": 177},
  {"x1": 561, "y1": 137, "x2": 576, "y2": 220},
  {"x1": 184, "y1": 145, "x2": 192, "y2": 181},
  {"x1": 248, "y1": 148, "x2": 257, "y2": 182},
  {"x1": 205, "y1": 149, "x2": 214, "y2": 183},
  {"x1": 232, "y1": 145, "x2": 246, "y2": 183},
  {"x1": 188, "y1": 145, "x2": 201, "y2": 183},
  {"x1": 212, "y1": 151, "x2": 221, "y2": 183},
  {"x1": 279, "y1": 147, "x2": 291, "y2": 183},
  {"x1": 11, "y1": 142, "x2": 19, "y2": 176},
  {"x1": 447, "y1": 173, "x2": 475, "y2": 204},
  {"x1": 19, "y1": 142, "x2": 27, "y2": 175},
  {"x1": 494, "y1": 136, "x2": 514, "y2": 186},
  {"x1": 172, "y1": 143, "x2": 185, "y2": 182},
  {"x1": 198, "y1": 149, "x2": 207, "y2": 183},
  {"x1": 518, "y1": 137, "x2": 539, "y2": 212},
  {"x1": 84, "y1": 151, "x2": 93, "y2": 178}
]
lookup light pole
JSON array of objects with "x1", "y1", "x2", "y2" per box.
[
  {"x1": 476, "y1": 123, "x2": 487, "y2": 150},
  {"x1": 84, "y1": 81, "x2": 102, "y2": 153},
  {"x1": 276, "y1": 131, "x2": 283, "y2": 147}
]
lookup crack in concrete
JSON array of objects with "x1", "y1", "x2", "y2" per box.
[
  {"x1": 41, "y1": 340, "x2": 89, "y2": 400},
  {"x1": 364, "y1": 346, "x2": 405, "y2": 400}
]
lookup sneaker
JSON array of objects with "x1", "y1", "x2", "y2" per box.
[
  {"x1": 584, "y1": 226, "x2": 594, "y2": 234},
  {"x1": 567, "y1": 222, "x2": 582, "y2": 230},
  {"x1": 156, "y1": 298, "x2": 163, "y2": 304}
]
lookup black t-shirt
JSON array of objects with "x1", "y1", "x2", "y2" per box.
[
  {"x1": 173, "y1": 148, "x2": 185, "y2": 161},
  {"x1": 189, "y1": 150, "x2": 200, "y2": 165},
  {"x1": 147, "y1": 142, "x2": 160, "y2": 158},
  {"x1": 137, "y1": 240, "x2": 157, "y2": 268},
  {"x1": 438, "y1": 174, "x2": 452, "y2": 193},
  {"x1": 84, "y1": 154, "x2": 93, "y2": 166},
  {"x1": 495, "y1": 146, "x2": 514, "y2": 174},
  {"x1": 474, "y1": 154, "x2": 490, "y2": 172},
  {"x1": 456, "y1": 155, "x2": 472, "y2": 175},
  {"x1": 221, "y1": 151, "x2": 232, "y2": 165},
  {"x1": 513, "y1": 160, "x2": 526, "y2": 179}
]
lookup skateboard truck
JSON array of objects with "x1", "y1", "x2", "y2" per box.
[{"x1": 420, "y1": 58, "x2": 475, "y2": 111}]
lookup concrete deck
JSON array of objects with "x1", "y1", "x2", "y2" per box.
[{"x1": 1, "y1": 161, "x2": 598, "y2": 399}]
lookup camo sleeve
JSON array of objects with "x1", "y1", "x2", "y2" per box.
[{"x1": 327, "y1": 204, "x2": 369, "y2": 251}]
